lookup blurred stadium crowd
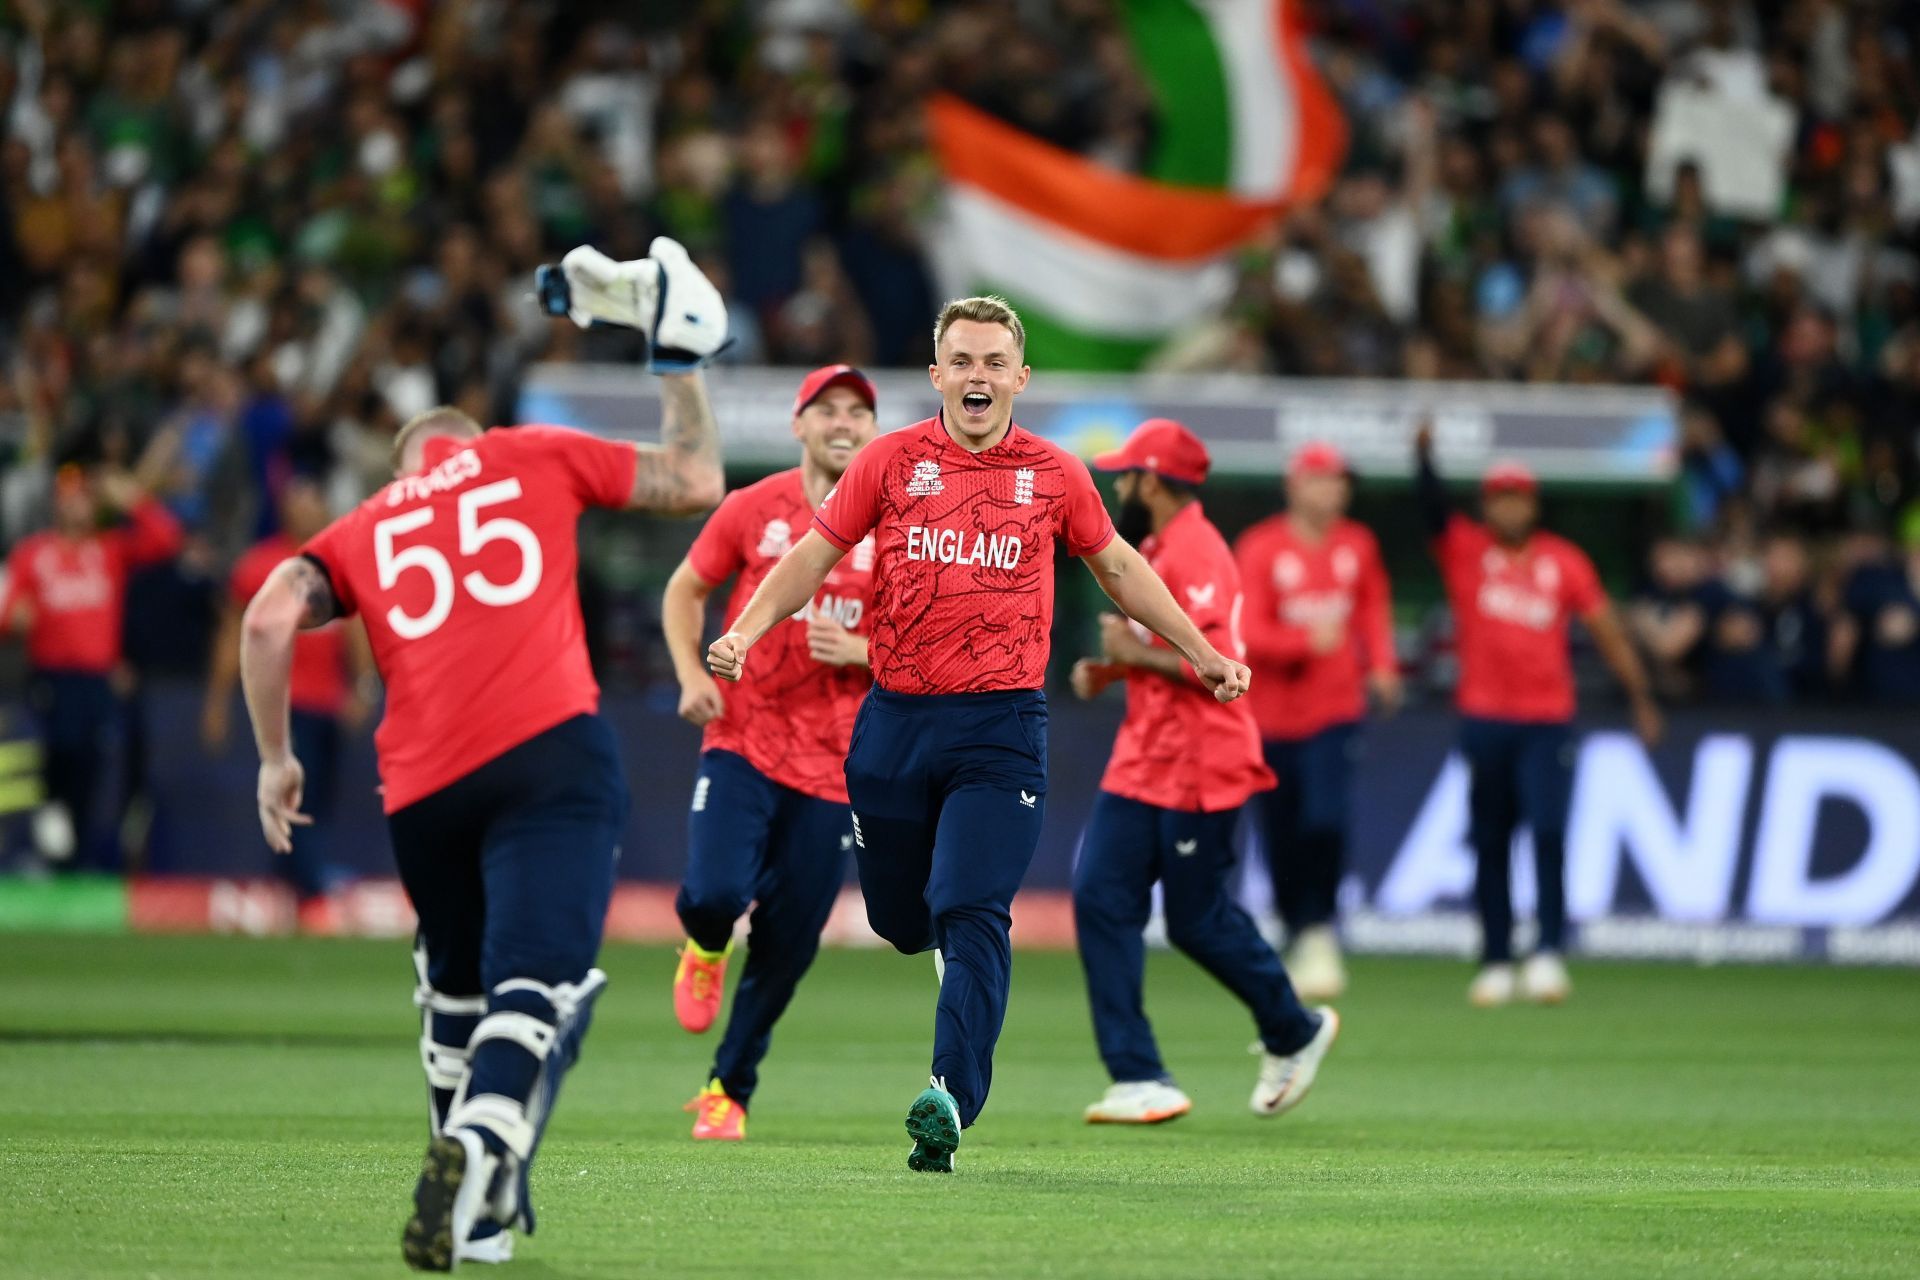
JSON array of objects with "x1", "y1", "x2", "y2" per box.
[{"x1": 0, "y1": 0, "x2": 1919, "y2": 712}]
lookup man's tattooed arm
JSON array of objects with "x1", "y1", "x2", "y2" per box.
[
  {"x1": 628, "y1": 370, "x2": 724, "y2": 514},
  {"x1": 241, "y1": 557, "x2": 343, "y2": 765}
]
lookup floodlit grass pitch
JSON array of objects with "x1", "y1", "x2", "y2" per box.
[{"x1": 1, "y1": 935, "x2": 1915, "y2": 1278}]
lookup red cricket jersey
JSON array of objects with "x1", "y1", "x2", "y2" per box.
[
  {"x1": 1434, "y1": 514, "x2": 1605, "y2": 722},
  {"x1": 1235, "y1": 514, "x2": 1396, "y2": 741},
  {"x1": 231, "y1": 534, "x2": 349, "y2": 717},
  {"x1": 811, "y1": 415, "x2": 1114, "y2": 694},
  {"x1": 302, "y1": 425, "x2": 636, "y2": 812},
  {"x1": 687, "y1": 468, "x2": 873, "y2": 803},
  {"x1": 1, "y1": 499, "x2": 182, "y2": 674},
  {"x1": 1098, "y1": 502, "x2": 1274, "y2": 813}
]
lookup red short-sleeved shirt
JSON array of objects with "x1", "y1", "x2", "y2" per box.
[
  {"x1": 1, "y1": 498, "x2": 182, "y2": 674},
  {"x1": 687, "y1": 467, "x2": 873, "y2": 803},
  {"x1": 810, "y1": 415, "x2": 1114, "y2": 694},
  {"x1": 231, "y1": 533, "x2": 349, "y2": 716},
  {"x1": 1234, "y1": 515, "x2": 1397, "y2": 741},
  {"x1": 302, "y1": 425, "x2": 636, "y2": 812},
  {"x1": 1434, "y1": 514, "x2": 1605, "y2": 723},
  {"x1": 1098, "y1": 503, "x2": 1274, "y2": 813}
]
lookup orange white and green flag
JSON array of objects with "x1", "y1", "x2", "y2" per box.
[{"x1": 929, "y1": 0, "x2": 1346, "y2": 369}]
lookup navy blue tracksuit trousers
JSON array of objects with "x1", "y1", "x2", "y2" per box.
[
  {"x1": 1074, "y1": 791, "x2": 1321, "y2": 1084},
  {"x1": 677, "y1": 748, "x2": 851, "y2": 1106},
  {"x1": 1459, "y1": 717, "x2": 1575, "y2": 963},
  {"x1": 843, "y1": 687, "x2": 1048, "y2": 1129}
]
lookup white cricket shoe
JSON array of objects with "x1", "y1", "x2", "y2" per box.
[
  {"x1": 1250, "y1": 1007, "x2": 1340, "y2": 1117},
  {"x1": 457, "y1": 1226, "x2": 514, "y2": 1265},
  {"x1": 402, "y1": 1126, "x2": 501, "y2": 1272},
  {"x1": 1468, "y1": 963, "x2": 1517, "y2": 1008},
  {"x1": 1521, "y1": 952, "x2": 1572, "y2": 1004},
  {"x1": 1083, "y1": 1080, "x2": 1192, "y2": 1125},
  {"x1": 1287, "y1": 925, "x2": 1348, "y2": 1001}
]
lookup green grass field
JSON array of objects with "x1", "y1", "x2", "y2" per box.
[{"x1": 1, "y1": 935, "x2": 1916, "y2": 1279}]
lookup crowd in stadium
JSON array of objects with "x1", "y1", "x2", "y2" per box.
[{"x1": 1, "y1": 0, "x2": 1919, "y2": 711}]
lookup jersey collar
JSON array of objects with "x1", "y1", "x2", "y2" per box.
[
  {"x1": 933, "y1": 411, "x2": 1021, "y2": 459},
  {"x1": 1144, "y1": 499, "x2": 1205, "y2": 555},
  {"x1": 419, "y1": 435, "x2": 471, "y2": 471}
]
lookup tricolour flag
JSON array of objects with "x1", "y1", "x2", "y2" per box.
[{"x1": 930, "y1": 0, "x2": 1345, "y2": 369}]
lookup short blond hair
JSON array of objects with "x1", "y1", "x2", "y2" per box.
[
  {"x1": 933, "y1": 295, "x2": 1026, "y2": 358},
  {"x1": 393, "y1": 406, "x2": 482, "y2": 470}
]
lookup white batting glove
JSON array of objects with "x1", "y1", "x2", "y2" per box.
[
  {"x1": 645, "y1": 236, "x2": 730, "y2": 371},
  {"x1": 533, "y1": 238, "x2": 730, "y2": 371}
]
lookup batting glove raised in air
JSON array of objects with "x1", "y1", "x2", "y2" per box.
[{"x1": 533, "y1": 237, "x2": 730, "y2": 372}]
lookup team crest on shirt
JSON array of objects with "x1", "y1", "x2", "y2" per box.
[
  {"x1": 756, "y1": 518, "x2": 793, "y2": 558},
  {"x1": 1332, "y1": 546, "x2": 1358, "y2": 583},
  {"x1": 1273, "y1": 553, "x2": 1304, "y2": 591},
  {"x1": 1013, "y1": 468, "x2": 1035, "y2": 505},
  {"x1": 906, "y1": 460, "x2": 944, "y2": 497},
  {"x1": 1185, "y1": 582, "x2": 1216, "y2": 610}
]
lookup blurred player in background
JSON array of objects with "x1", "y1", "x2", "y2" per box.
[
  {"x1": 203, "y1": 474, "x2": 374, "y2": 934},
  {"x1": 1070, "y1": 419, "x2": 1337, "y2": 1126},
  {"x1": 1, "y1": 466, "x2": 181, "y2": 869},
  {"x1": 1234, "y1": 442, "x2": 1400, "y2": 999},
  {"x1": 240, "y1": 238, "x2": 726, "y2": 1270},
  {"x1": 707, "y1": 297, "x2": 1251, "y2": 1174},
  {"x1": 1414, "y1": 424, "x2": 1662, "y2": 1007},
  {"x1": 659, "y1": 364, "x2": 878, "y2": 1141}
]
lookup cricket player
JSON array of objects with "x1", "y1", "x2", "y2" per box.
[
  {"x1": 1414, "y1": 425, "x2": 1662, "y2": 1006},
  {"x1": 706, "y1": 296, "x2": 1251, "y2": 1174},
  {"x1": 240, "y1": 237, "x2": 727, "y2": 1269},
  {"x1": 2, "y1": 466, "x2": 181, "y2": 867},
  {"x1": 204, "y1": 474, "x2": 374, "y2": 934},
  {"x1": 1070, "y1": 419, "x2": 1337, "y2": 1126},
  {"x1": 1234, "y1": 442, "x2": 1400, "y2": 999},
  {"x1": 660, "y1": 363, "x2": 877, "y2": 1141}
]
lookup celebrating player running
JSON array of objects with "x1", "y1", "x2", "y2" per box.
[
  {"x1": 660, "y1": 364, "x2": 879, "y2": 1141},
  {"x1": 1071, "y1": 419, "x2": 1338, "y2": 1127},
  {"x1": 240, "y1": 237, "x2": 727, "y2": 1270},
  {"x1": 706, "y1": 296, "x2": 1250, "y2": 1174}
]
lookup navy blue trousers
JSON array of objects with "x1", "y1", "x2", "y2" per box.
[
  {"x1": 283, "y1": 710, "x2": 339, "y2": 901},
  {"x1": 387, "y1": 714, "x2": 629, "y2": 1110},
  {"x1": 30, "y1": 669, "x2": 119, "y2": 869},
  {"x1": 1074, "y1": 791, "x2": 1320, "y2": 1084},
  {"x1": 1459, "y1": 717, "x2": 1574, "y2": 963},
  {"x1": 1257, "y1": 722, "x2": 1358, "y2": 932},
  {"x1": 844, "y1": 687, "x2": 1048, "y2": 1128},
  {"x1": 677, "y1": 749, "x2": 851, "y2": 1106}
]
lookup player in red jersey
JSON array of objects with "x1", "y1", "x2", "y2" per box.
[
  {"x1": 659, "y1": 364, "x2": 878, "y2": 1141},
  {"x1": 1, "y1": 466, "x2": 181, "y2": 867},
  {"x1": 240, "y1": 237, "x2": 727, "y2": 1270},
  {"x1": 203, "y1": 475, "x2": 374, "y2": 934},
  {"x1": 1234, "y1": 442, "x2": 1401, "y2": 1000},
  {"x1": 1069, "y1": 419, "x2": 1338, "y2": 1127},
  {"x1": 706, "y1": 297, "x2": 1251, "y2": 1173},
  {"x1": 1414, "y1": 424, "x2": 1662, "y2": 1007}
]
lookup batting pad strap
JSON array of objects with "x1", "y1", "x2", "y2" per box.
[
  {"x1": 420, "y1": 1035, "x2": 469, "y2": 1091},
  {"x1": 493, "y1": 969, "x2": 609, "y2": 1022},
  {"x1": 412, "y1": 945, "x2": 487, "y2": 1015},
  {"x1": 414, "y1": 984, "x2": 487, "y2": 1016},
  {"x1": 470, "y1": 1010, "x2": 558, "y2": 1060},
  {"x1": 446, "y1": 1093, "x2": 537, "y2": 1161}
]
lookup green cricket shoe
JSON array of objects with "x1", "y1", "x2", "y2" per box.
[{"x1": 905, "y1": 1076, "x2": 961, "y2": 1173}]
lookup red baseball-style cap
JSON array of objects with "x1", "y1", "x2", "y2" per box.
[
  {"x1": 1091, "y1": 418, "x2": 1211, "y2": 485},
  {"x1": 792, "y1": 363, "x2": 877, "y2": 417},
  {"x1": 1289, "y1": 440, "x2": 1347, "y2": 479},
  {"x1": 1481, "y1": 459, "x2": 1539, "y2": 494}
]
